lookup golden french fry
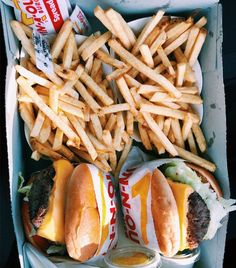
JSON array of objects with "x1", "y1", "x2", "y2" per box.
[
  {"x1": 148, "y1": 130, "x2": 165, "y2": 154},
  {"x1": 176, "y1": 63, "x2": 186, "y2": 87},
  {"x1": 174, "y1": 145, "x2": 216, "y2": 172},
  {"x1": 59, "y1": 100, "x2": 84, "y2": 119},
  {"x1": 142, "y1": 112, "x2": 178, "y2": 156},
  {"x1": 19, "y1": 22, "x2": 33, "y2": 38},
  {"x1": 63, "y1": 31, "x2": 74, "y2": 69},
  {"x1": 138, "y1": 123, "x2": 152, "y2": 150},
  {"x1": 184, "y1": 26, "x2": 200, "y2": 59},
  {"x1": 106, "y1": 66, "x2": 131, "y2": 81},
  {"x1": 109, "y1": 39, "x2": 181, "y2": 98},
  {"x1": 140, "y1": 103, "x2": 199, "y2": 123},
  {"x1": 19, "y1": 102, "x2": 35, "y2": 131},
  {"x1": 168, "y1": 128, "x2": 176, "y2": 144},
  {"x1": 90, "y1": 113, "x2": 103, "y2": 141},
  {"x1": 150, "y1": 31, "x2": 167, "y2": 55},
  {"x1": 84, "y1": 55, "x2": 94, "y2": 75},
  {"x1": 163, "y1": 117, "x2": 171, "y2": 136},
  {"x1": 139, "y1": 44, "x2": 154, "y2": 68},
  {"x1": 87, "y1": 132, "x2": 111, "y2": 153},
  {"x1": 49, "y1": 86, "x2": 59, "y2": 115},
  {"x1": 150, "y1": 92, "x2": 202, "y2": 104},
  {"x1": 117, "y1": 12, "x2": 136, "y2": 46},
  {"x1": 31, "y1": 150, "x2": 41, "y2": 161},
  {"x1": 182, "y1": 114, "x2": 193, "y2": 141},
  {"x1": 105, "y1": 114, "x2": 117, "y2": 131},
  {"x1": 171, "y1": 118, "x2": 185, "y2": 148},
  {"x1": 116, "y1": 77, "x2": 136, "y2": 108},
  {"x1": 71, "y1": 32, "x2": 79, "y2": 61},
  {"x1": 156, "y1": 115, "x2": 164, "y2": 130},
  {"x1": 30, "y1": 110, "x2": 45, "y2": 138},
  {"x1": 157, "y1": 101, "x2": 181, "y2": 110},
  {"x1": 78, "y1": 34, "x2": 96, "y2": 55},
  {"x1": 38, "y1": 116, "x2": 51, "y2": 143},
  {"x1": 53, "y1": 128, "x2": 64, "y2": 151},
  {"x1": 195, "y1": 16, "x2": 207, "y2": 28},
  {"x1": 187, "y1": 129, "x2": 198, "y2": 155},
  {"x1": 124, "y1": 74, "x2": 141, "y2": 88},
  {"x1": 100, "y1": 103, "x2": 130, "y2": 115},
  {"x1": 17, "y1": 76, "x2": 80, "y2": 146},
  {"x1": 51, "y1": 20, "x2": 73, "y2": 59},
  {"x1": 102, "y1": 130, "x2": 113, "y2": 146},
  {"x1": 157, "y1": 46, "x2": 175, "y2": 76},
  {"x1": 192, "y1": 123, "x2": 207, "y2": 152},
  {"x1": 131, "y1": 10, "x2": 165, "y2": 55},
  {"x1": 138, "y1": 85, "x2": 163, "y2": 94},
  {"x1": 109, "y1": 150, "x2": 117, "y2": 172},
  {"x1": 91, "y1": 58, "x2": 102, "y2": 79},
  {"x1": 96, "y1": 49, "x2": 127, "y2": 69},
  {"x1": 81, "y1": 31, "x2": 112, "y2": 61},
  {"x1": 126, "y1": 111, "x2": 134, "y2": 136}
]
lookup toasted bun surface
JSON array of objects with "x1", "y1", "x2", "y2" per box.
[
  {"x1": 151, "y1": 169, "x2": 180, "y2": 257},
  {"x1": 186, "y1": 163, "x2": 223, "y2": 198},
  {"x1": 65, "y1": 163, "x2": 100, "y2": 262}
]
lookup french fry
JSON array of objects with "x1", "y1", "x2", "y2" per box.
[
  {"x1": 30, "y1": 110, "x2": 45, "y2": 138},
  {"x1": 71, "y1": 32, "x2": 79, "y2": 61},
  {"x1": 74, "y1": 81, "x2": 101, "y2": 112},
  {"x1": 106, "y1": 66, "x2": 131, "y2": 81},
  {"x1": 49, "y1": 86, "x2": 59, "y2": 115},
  {"x1": 126, "y1": 111, "x2": 134, "y2": 135},
  {"x1": 157, "y1": 101, "x2": 181, "y2": 110},
  {"x1": 149, "y1": 30, "x2": 167, "y2": 55},
  {"x1": 168, "y1": 128, "x2": 176, "y2": 143},
  {"x1": 117, "y1": 12, "x2": 136, "y2": 46},
  {"x1": 124, "y1": 74, "x2": 141, "y2": 88},
  {"x1": 17, "y1": 76, "x2": 80, "y2": 146},
  {"x1": 31, "y1": 151, "x2": 41, "y2": 161},
  {"x1": 58, "y1": 100, "x2": 84, "y2": 119},
  {"x1": 84, "y1": 55, "x2": 94, "y2": 74},
  {"x1": 109, "y1": 39, "x2": 181, "y2": 98},
  {"x1": 78, "y1": 35, "x2": 96, "y2": 55},
  {"x1": 19, "y1": 22, "x2": 33, "y2": 38},
  {"x1": 184, "y1": 26, "x2": 200, "y2": 59},
  {"x1": 109, "y1": 150, "x2": 117, "y2": 172},
  {"x1": 66, "y1": 113, "x2": 97, "y2": 160},
  {"x1": 174, "y1": 145, "x2": 216, "y2": 172},
  {"x1": 19, "y1": 102, "x2": 35, "y2": 131},
  {"x1": 105, "y1": 114, "x2": 117, "y2": 131},
  {"x1": 30, "y1": 138, "x2": 63, "y2": 160},
  {"x1": 79, "y1": 67, "x2": 114, "y2": 105},
  {"x1": 140, "y1": 103, "x2": 199, "y2": 123},
  {"x1": 53, "y1": 128, "x2": 64, "y2": 150},
  {"x1": 87, "y1": 132, "x2": 110, "y2": 153},
  {"x1": 51, "y1": 20, "x2": 73, "y2": 59},
  {"x1": 63, "y1": 31, "x2": 74, "y2": 69},
  {"x1": 98, "y1": 156, "x2": 112, "y2": 172},
  {"x1": 142, "y1": 112, "x2": 178, "y2": 156},
  {"x1": 176, "y1": 63, "x2": 186, "y2": 86},
  {"x1": 157, "y1": 46, "x2": 175, "y2": 76},
  {"x1": 100, "y1": 103, "x2": 130, "y2": 115},
  {"x1": 182, "y1": 114, "x2": 193, "y2": 141},
  {"x1": 116, "y1": 77, "x2": 136, "y2": 108},
  {"x1": 102, "y1": 130, "x2": 113, "y2": 146},
  {"x1": 59, "y1": 95, "x2": 85, "y2": 109},
  {"x1": 131, "y1": 10, "x2": 165, "y2": 55},
  {"x1": 81, "y1": 31, "x2": 112, "y2": 61},
  {"x1": 90, "y1": 113, "x2": 103, "y2": 141},
  {"x1": 115, "y1": 138, "x2": 132, "y2": 180},
  {"x1": 163, "y1": 117, "x2": 171, "y2": 136},
  {"x1": 188, "y1": 28, "x2": 207, "y2": 67},
  {"x1": 138, "y1": 123, "x2": 152, "y2": 150},
  {"x1": 113, "y1": 112, "x2": 125, "y2": 149},
  {"x1": 38, "y1": 117, "x2": 51, "y2": 143},
  {"x1": 156, "y1": 115, "x2": 164, "y2": 130},
  {"x1": 139, "y1": 44, "x2": 154, "y2": 68},
  {"x1": 192, "y1": 123, "x2": 207, "y2": 152},
  {"x1": 91, "y1": 58, "x2": 102, "y2": 79},
  {"x1": 106, "y1": 8, "x2": 131, "y2": 49},
  {"x1": 138, "y1": 85, "x2": 163, "y2": 94},
  {"x1": 171, "y1": 118, "x2": 185, "y2": 148},
  {"x1": 195, "y1": 16, "x2": 207, "y2": 28},
  {"x1": 96, "y1": 49, "x2": 127, "y2": 69},
  {"x1": 150, "y1": 92, "x2": 202, "y2": 104},
  {"x1": 187, "y1": 129, "x2": 198, "y2": 155},
  {"x1": 148, "y1": 130, "x2": 165, "y2": 154}
]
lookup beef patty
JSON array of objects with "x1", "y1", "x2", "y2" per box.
[
  {"x1": 187, "y1": 191, "x2": 210, "y2": 249},
  {"x1": 28, "y1": 166, "x2": 55, "y2": 228}
]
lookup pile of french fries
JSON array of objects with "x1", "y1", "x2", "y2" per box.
[{"x1": 11, "y1": 5, "x2": 216, "y2": 176}]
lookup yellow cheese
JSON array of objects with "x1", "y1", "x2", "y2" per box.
[
  {"x1": 167, "y1": 179, "x2": 193, "y2": 251},
  {"x1": 112, "y1": 252, "x2": 149, "y2": 265},
  {"x1": 37, "y1": 159, "x2": 74, "y2": 243}
]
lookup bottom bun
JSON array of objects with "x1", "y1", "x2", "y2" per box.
[
  {"x1": 65, "y1": 164, "x2": 100, "y2": 262},
  {"x1": 151, "y1": 169, "x2": 180, "y2": 257}
]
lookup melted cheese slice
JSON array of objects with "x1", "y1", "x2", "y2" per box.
[
  {"x1": 167, "y1": 179, "x2": 193, "y2": 251},
  {"x1": 37, "y1": 160, "x2": 74, "y2": 243}
]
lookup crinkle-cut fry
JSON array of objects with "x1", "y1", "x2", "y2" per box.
[
  {"x1": 157, "y1": 46, "x2": 175, "y2": 76},
  {"x1": 15, "y1": 65, "x2": 54, "y2": 88},
  {"x1": 131, "y1": 10, "x2": 165, "y2": 55},
  {"x1": 138, "y1": 123, "x2": 152, "y2": 150},
  {"x1": 58, "y1": 100, "x2": 84, "y2": 119},
  {"x1": 106, "y1": 66, "x2": 131, "y2": 81},
  {"x1": 19, "y1": 102, "x2": 35, "y2": 131},
  {"x1": 17, "y1": 76, "x2": 80, "y2": 146},
  {"x1": 81, "y1": 31, "x2": 112, "y2": 61},
  {"x1": 105, "y1": 8, "x2": 131, "y2": 49},
  {"x1": 30, "y1": 138, "x2": 63, "y2": 160},
  {"x1": 84, "y1": 55, "x2": 94, "y2": 75},
  {"x1": 96, "y1": 49, "x2": 127, "y2": 69},
  {"x1": 30, "y1": 110, "x2": 45, "y2": 138},
  {"x1": 124, "y1": 74, "x2": 141, "y2": 88},
  {"x1": 51, "y1": 20, "x2": 73, "y2": 59},
  {"x1": 171, "y1": 118, "x2": 185, "y2": 148},
  {"x1": 38, "y1": 116, "x2": 51, "y2": 144},
  {"x1": 142, "y1": 112, "x2": 178, "y2": 156},
  {"x1": 109, "y1": 39, "x2": 181, "y2": 98},
  {"x1": 187, "y1": 129, "x2": 198, "y2": 155},
  {"x1": 79, "y1": 67, "x2": 114, "y2": 106},
  {"x1": 182, "y1": 114, "x2": 193, "y2": 141},
  {"x1": 74, "y1": 81, "x2": 101, "y2": 112},
  {"x1": 10, "y1": 20, "x2": 35, "y2": 62},
  {"x1": 116, "y1": 77, "x2": 136, "y2": 108},
  {"x1": 126, "y1": 111, "x2": 134, "y2": 135},
  {"x1": 149, "y1": 31, "x2": 167, "y2": 55},
  {"x1": 188, "y1": 28, "x2": 207, "y2": 67},
  {"x1": 148, "y1": 130, "x2": 165, "y2": 154},
  {"x1": 174, "y1": 145, "x2": 216, "y2": 172},
  {"x1": 63, "y1": 31, "x2": 74, "y2": 69},
  {"x1": 115, "y1": 138, "x2": 132, "y2": 180},
  {"x1": 176, "y1": 63, "x2": 187, "y2": 87},
  {"x1": 140, "y1": 103, "x2": 199, "y2": 123},
  {"x1": 105, "y1": 114, "x2": 117, "y2": 131},
  {"x1": 94, "y1": 6, "x2": 117, "y2": 35},
  {"x1": 66, "y1": 113, "x2": 97, "y2": 161},
  {"x1": 91, "y1": 58, "x2": 102, "y2": 79},
  {"x1": 192, "y1": 123, "x2": 206, "y2": 152},
  {"x1": 78, "y1": 34, "x2": 96, "y2": 55},
  {"x1": 100, "y1": 103, "x2": 130, "y2": 115},
  {"x1": 184, "y1": 26, "x2": 200, "y2": 59},
  {"x1": 90, "y1": 113, "x2": 103, "y2": 141},
  {"x1": 154, "y1": 29, "x2": 190, "y2": 65},
  {"x1": 139, "y1": 44, "x2": 154, "y2": 68}
]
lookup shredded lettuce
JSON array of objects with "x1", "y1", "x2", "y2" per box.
[
  {"x1": 46, "y1": 245, "x2": 66, "y2": 255},
  {"x1": 18, "y1": 173, "x2": 32, "y2": 202},
  {"x1": 164, "y1": 161, "x2": 236, "y2": 240}
]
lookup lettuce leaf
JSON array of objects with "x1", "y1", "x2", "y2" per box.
[
  {"x1": 18, "y1": 173, "x2": 32, "y2": 202},
  {"x1": 46, "y1": 244, "x2": 66, "y2": 255},
  {"x1": 164, "y1": 161, "x2": 236, "y2": 240}
]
